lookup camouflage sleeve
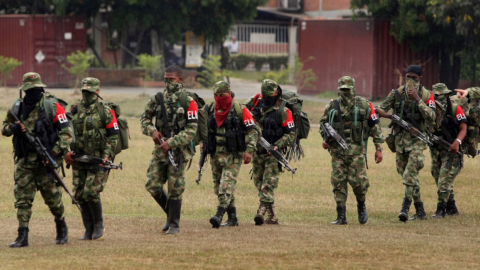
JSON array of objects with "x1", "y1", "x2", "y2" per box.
[
  {"x1": 241, "y1": 105, "x2": 259, "y2": 155},
  {"x1": 378, "y1": 90, "x2": 396, "y2": 112},
  {"x1": 369, "y1": 123, "x2": 384, "y2": 151},
  {"x1": 2, "y1": 113, "x2": 13, "y2": 137},
  {"x1": 167, "y1": 98, "x2": 198, "y2": 149},
  {"x1": 417, "y1": 92, "x2": 436, "y2": 126},
  {"x1": 467, "y1": 87, "x2": 480, "y2": 99},
  {"x1": 140, "y1": 98, "x2": 157, "y2": 137},
  {"x1": 274, "y1": 108, "x2": 295, "y2": 148},
  {"x1": 51, "y1": 103, "x2": 73, "y2": 156},
  {"x1": 103, "y1": 106, "x2": 119, "y2": 159}
]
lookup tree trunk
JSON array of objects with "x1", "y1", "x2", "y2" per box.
[
  {"x1": 439, "y1": 47, "x2": 453, "y2": 89},
  {"x1": 451, "y1": 54, "x2": 461, "y2": 90},
  {"x1": 120, "y1": 23, "x2": 129, "y2": 68},
  {"x1": 131, "y1": 27, "x2": 146, "y2": 67},
  {"x1": 151, "y1": 29, "x2": 165, "y2": 80}
]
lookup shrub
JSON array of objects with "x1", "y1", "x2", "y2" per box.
[
  {"x1": 0, "y1": 56, "x2": 23, "y2": 87},
  {"x1": 62, "y1": 50, "x2": 94, "y2": 93},
  {"x1": 260, "y1": 56, "x2": 317, "y2": 90},
  {"x1": 137, "y1": 54, "x2": 162, "y2": 81},
  {"x1": 198, "y1": 55, "x2": 223, "y2": 88}
]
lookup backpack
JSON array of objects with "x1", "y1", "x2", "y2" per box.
[
  {"x1": 457, "y1": 96, "x2": 480, "y2": 157},
  {"x1": 247, "y1": 87, "x2": 311, "y2": 161},
  {"x1": 43, "y1": 94, "x2": 76, "y2": 145},
  {"x1": 153, "y1": 90, "x2": 207, "y2": 146},
  {"x1": 97, "y1": 102, "x2": 130, "y2": 155}
]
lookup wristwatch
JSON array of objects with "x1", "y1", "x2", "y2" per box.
[{"x1": 456, "y1": 139, "x2": 462, "y2": 145}]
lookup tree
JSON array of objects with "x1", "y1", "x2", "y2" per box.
[
  {"x1": 62, "y1": 50, "x2": 94, "y2": 94},
  {"x1": 0, "y1": 56, "x2": 23, "y2": 88},
  {"x1": 351, "y1": 0, "x2": 480, "y2": 89}
]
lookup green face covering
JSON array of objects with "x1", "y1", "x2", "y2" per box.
[
  {"x1": 82, "y1": 91, "x2": 98, "y2": 107},
  {"x1": 406, "y1": 77, "x2": 420, "y2": 90},
  {"x1": 339, "y1": 89, "x2": 354, "y2": 102},
  {"x1": 435, "y1": 94, "x2": 448, "y2": 108},
  {"x1": 165, "y1": 79, "x2": 182, "y2": 93}
]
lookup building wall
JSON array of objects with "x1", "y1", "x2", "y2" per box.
[
  {"x1": 322, "y1": 0, "x2": 351, "y2": 11},
  {"x1": 303, "y1": 0, "x2": 320, "y2": 12}
]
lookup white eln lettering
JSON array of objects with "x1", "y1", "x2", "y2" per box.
[
  {"x1": 113, "y1": 122, "x2": 119, "y2": 130},
  {"x1": 287, "y1": 121, "x2": 295, "y2": 128},
  {"x1": 58, "y1": 113, "x2": 68, "y2": 123},
  {"x1": 244, "y1": 119, "x2": 255, "y2": 127},
  {"x1": 371, "y1": 113, "x2": 378, "y2": 121},
  {"x1": 187, "y1": 111, "x2": 198, "y2": 120},
  {"x1": 457, "y1": 113, "x2": 466, "y2": 121},
  {"x1": 428, "y1": 100, "x2": 436, "y2": 108}
]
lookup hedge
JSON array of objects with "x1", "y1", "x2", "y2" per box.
[{"x1": 229, "y1": 54, "x2": 288, "y2": 71}]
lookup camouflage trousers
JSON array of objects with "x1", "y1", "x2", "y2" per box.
[
  {"x1": 72, "y1": 163, "x2": 110, "y2": 203},
  {"x1": 211, "y1": 151, "x2": 242, "y2": 209},
  {"x1": 430, "y1": 147, "x2": 462, "y2": 203},
  {"x1": 145, "y1": 153, "x2": 188, "y2": 200},
  {"x1": 14, "y1": 159, "x2": 65, "y2": 227},
  {"x1": 252, "y1": 153, "x2": 279, "y2": 204},
  {"x1": 396, "y1": 150, "x2": 425, "y2": 202},
  {"x1": 330, "y1": 154, "x2": 369, "y2": 207}
]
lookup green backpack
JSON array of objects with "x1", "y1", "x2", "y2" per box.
[
  {"x1": 43, "y1": 94, "x2": 76, "y2": 145},
  {"x1": 97, "y1": 102, "x2": 130, "y2": 155}
]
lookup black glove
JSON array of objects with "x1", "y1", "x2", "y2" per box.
[{"x1": 10, "y1": 123, "x2": 23, "y2": 135}]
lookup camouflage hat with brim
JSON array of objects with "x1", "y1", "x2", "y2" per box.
[
  {"x1": 213, "y1": 81, "x2": 230, "y2": 94},
  {"x1": 261, "y1": 79, "x2": 278, "y2": 96},
  {"x1": 338, "y1": 76, "x2": 355, "y2": 90},
  {"x1": 21, "y1": 72, "x2": 47, "y2": 91},
  {"x1": 432, "y1": 83, "x2": 452, "y2": 95},
  {"x1": 81, "y1": 77, "x2": 100, "y2": 92}
]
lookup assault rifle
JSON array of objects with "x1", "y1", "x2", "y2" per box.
[
  {"x1": 320, "y1": 123, "x2": 349, "y2": 150},
  {"x1": 429, "y1": 133, "x2": 464, "y2": 169},
  {"x1": 8, "y1": 109, "x2": 82, "y2": 212},
  {"x1": 71, "y1": 153, "x2": 123, "y2": 170},
  {"x1": 258, "y1": 137, "x2": 297, "y2": 175},
  {"x1": 196, "y1": 142, "x2": 207, "y2": 185},
  {"x1": 376, "y1": 108, "x2": 433, "y2": 146}
]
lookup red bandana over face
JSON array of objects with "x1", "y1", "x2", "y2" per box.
[{"x1": 214, "y1": 96, "x2": 233, "y2": 127}]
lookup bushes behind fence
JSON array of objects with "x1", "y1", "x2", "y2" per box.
[{"x1": 229, "y1": 54, "x2": 288, "y2": 71}]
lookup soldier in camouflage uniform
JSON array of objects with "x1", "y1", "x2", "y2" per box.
[
  {"x1": 2, "y1": 72, "x2": 73, "y2": 247},
  {"x1": 429, "y1": 83, "x2": 466, "y2": 218},
  {"x1": 64, "y1": 78, "x2": 119, "y2": 240},
  {"x1": 377, "y1": 65, "x2": 436, "y2": 222},
  {"x1": 206, "y1": 81, "x2": 259, "y2": 228},
  {"x1": 140, "y1": 65, "x2": 198, "y2": 235},
  {"x1": 320, "y1": 76, "x2": 384, "y2": 225},
  {"x1": 248, "y1": 79, "x2": 295, "y2": 226}
]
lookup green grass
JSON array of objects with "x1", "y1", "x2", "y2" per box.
[
  {"x1": 316, "y1": 91, "x2": 339, "y2": 99},
  {"x1": 1, "y1": 89, "x2": 480, "y2": 269}
]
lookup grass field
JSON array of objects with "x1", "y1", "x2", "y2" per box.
[{"x1": 1, "y1": 88, "x2": 480, "y2": 269}]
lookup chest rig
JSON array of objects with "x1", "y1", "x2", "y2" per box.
[
  {"x1": 260, "y1": 107, "x2": 285, "y2": 146},
  {"x1": 207, "y1": 101, "x2": 246, "y2": 154},
  {"x1": 154, "y1": 93, "x2": 187, "y2": 139},
  {"x1": 328, "y1": 97, "x2": 371, "y2": 144},
  {"x1": 72, "y1": 103, "x2": 106, "y2": 156},
  {"x1": 393, "y1": 85, "x2": 430, "y2": 132}
]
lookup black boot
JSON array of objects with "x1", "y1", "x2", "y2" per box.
[
  {"x1": 221, "y1": 207, "x2": 239, "y2": 227},
  {"x1": 153, "y1": 190, "x2": 169, "y2": 231},
  {"x1": 9, "y1": 227, "x2": 29, "y2": 248},
  {"x1": 254, "y1": 202, "x2": 268, "y2": 226},
  {"x1": 55, "y1": 218, "x2": 68, "y2": 245},
  {"x1": 88, "y1": 200, "x2": 104, "y2": 240},
  {"x1": 398, "y1": 198, "x2": 412, "y2": 222},
  {"x1": 357, "y1": 200, "x2": 368, "y2": 224},
  {"x1": 432, "y1": 201, "x2": 446, "y2": 218},
  {"x1": 210, "y1": 206, "x2": 226, "y2": 229},
  {"x1": 166, "y1": 199, "x2": 182, "y2": 235},
  {"x1": 331, "y1": 205, "x2": 347, "y2": 225},
  {"x1": 78, "y1": 203, "x2": 93, "y2": 240},
  {"x1": 446, "y1": 200, "x2": 459, "y2": 216},
  {"x1": 409, "y1": 202, "x2": 427, "y2": 221}
]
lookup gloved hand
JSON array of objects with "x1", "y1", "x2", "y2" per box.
[{"x1": 10, "y1": 123, "x2": 23, "y2": 135}]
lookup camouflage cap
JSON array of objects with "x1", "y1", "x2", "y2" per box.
[
  {"x1": 261, "y1": 79, "x2": 278, "y2": 96},
  {"x1": 20, "y1": 72, "x2": 47, "y2": 91},
  {"x1": 81, "y1": 77, "x2": 100, "y2": 92},
  {"x1": 338, "y1": 76, "x2": 355, "y2": 90},
  {"x1": 432, "y1": 83, "x2": 452, "y2": 95},
  {"x1": 213, "y1": 81, "x2": 230, "y2": 94}
]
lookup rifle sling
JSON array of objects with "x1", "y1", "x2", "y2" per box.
[
  {"x1": 156, "y1": 92, "x2": 171, "y2": 139},
  {"x1": 333, "y1": 100, "x2": 345, "y2": 138}
]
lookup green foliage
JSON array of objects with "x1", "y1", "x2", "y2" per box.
[
  {"x1": 62, "y1": 50, "x2": 94, "y2": 92},
  {"x1": 261, "y1": 56, "x2": 318, "y2": 89},
  {"x1": 198, "y1": 55, "x2": 223, "y2": 88},
  {"x1": 0, "y1": 56, "x2": 23, "y2": 87},
  {"x1": 261, "y1": 70, "x2": 289, "y2": 84},
  {"x1": 137, "y1": 54, "x2": 161, "y2": 81},
  {"x1": 230, "y1": 54, "x2": 289, "y2": 71}
]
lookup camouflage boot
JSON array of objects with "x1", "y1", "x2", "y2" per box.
[
  {"x1": 331, "y1": 204, "x2": 347, "y2": 225},
  {"x1": 166, "y1": 199, "x2": 182, "y2": 235},
  {"x1": 221, "y1": 207, "x2": 239, "y2": 227},
  {"x1": 88, "y1": 200, "x2": 104, "y2": 240},
  {"x1": 254, "y1": 202, "x2": 268, "y2": 226},
  {"x1": 432, "y1": 201, "x2": 446, "y2": 218},
  {"x1": 78, "y1": 203, "x2": 93, "y2": 240},
  {"x1": 409, "y1": 202, "x2": 427, "y2": 221},
  {"x1": 153, "y1": 190, "x2": 169, "y2": 231},
  {"x1": 357, "y1": 199, "x2": 368, "y2": 224},
  {"x1": 265, "y1": 204, "x2": 279, "y2": 225},
  {"x1": 9, "y1": 227, "x2": 29, "y2": 248},
  {"x1": 210, "y1": 206, "x2": 226, "y2": 229},
  {"x1": 446, "y1": 200, "x2": 459, "y2": 216},
  {"x1": 55, "y1": 218, "x2": 68, "y2": 245},
  {"x1": 398, "y1": 198, "x2": 412, "y2": 222}
]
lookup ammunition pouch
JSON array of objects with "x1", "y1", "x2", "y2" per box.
[{"x1": 385, "y1": 133, "x2": 396, "y2": 153}]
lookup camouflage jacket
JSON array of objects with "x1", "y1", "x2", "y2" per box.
[
  {"x1": 379, "y1": 87, "x2": 436, "y2": 153},
  {"x1": 71, "y1": 100, "x2": 119, "y2": 159},
  {"x1": 2, "y1": 93, "x2": 73, "y2": 167},
  {"x1": 320, "y1": 96, "x2": 384, "y2": 156},
  {"x1": 206, "y1": 101, "x2": 259, "y2": 157},
  {"x1": 466, "y1": 87, "x2": 480, "y2": 100},
  {"x1": 140, "y1": 88, "x2": 198, "y2": 160}
]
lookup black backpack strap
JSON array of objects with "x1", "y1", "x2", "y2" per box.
[
  {"x1": 157, "y1": 92, "x2": 171, "y2": 138},
  {"x1": 394, "y1": 89, "x2": 419, "y2": 128},
  {"x1": 96, "y1": 102, "x2": 107, "y2": 128},
  {"x1": 333, "y1": 99, "x2": 345, "y2": 138}
]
